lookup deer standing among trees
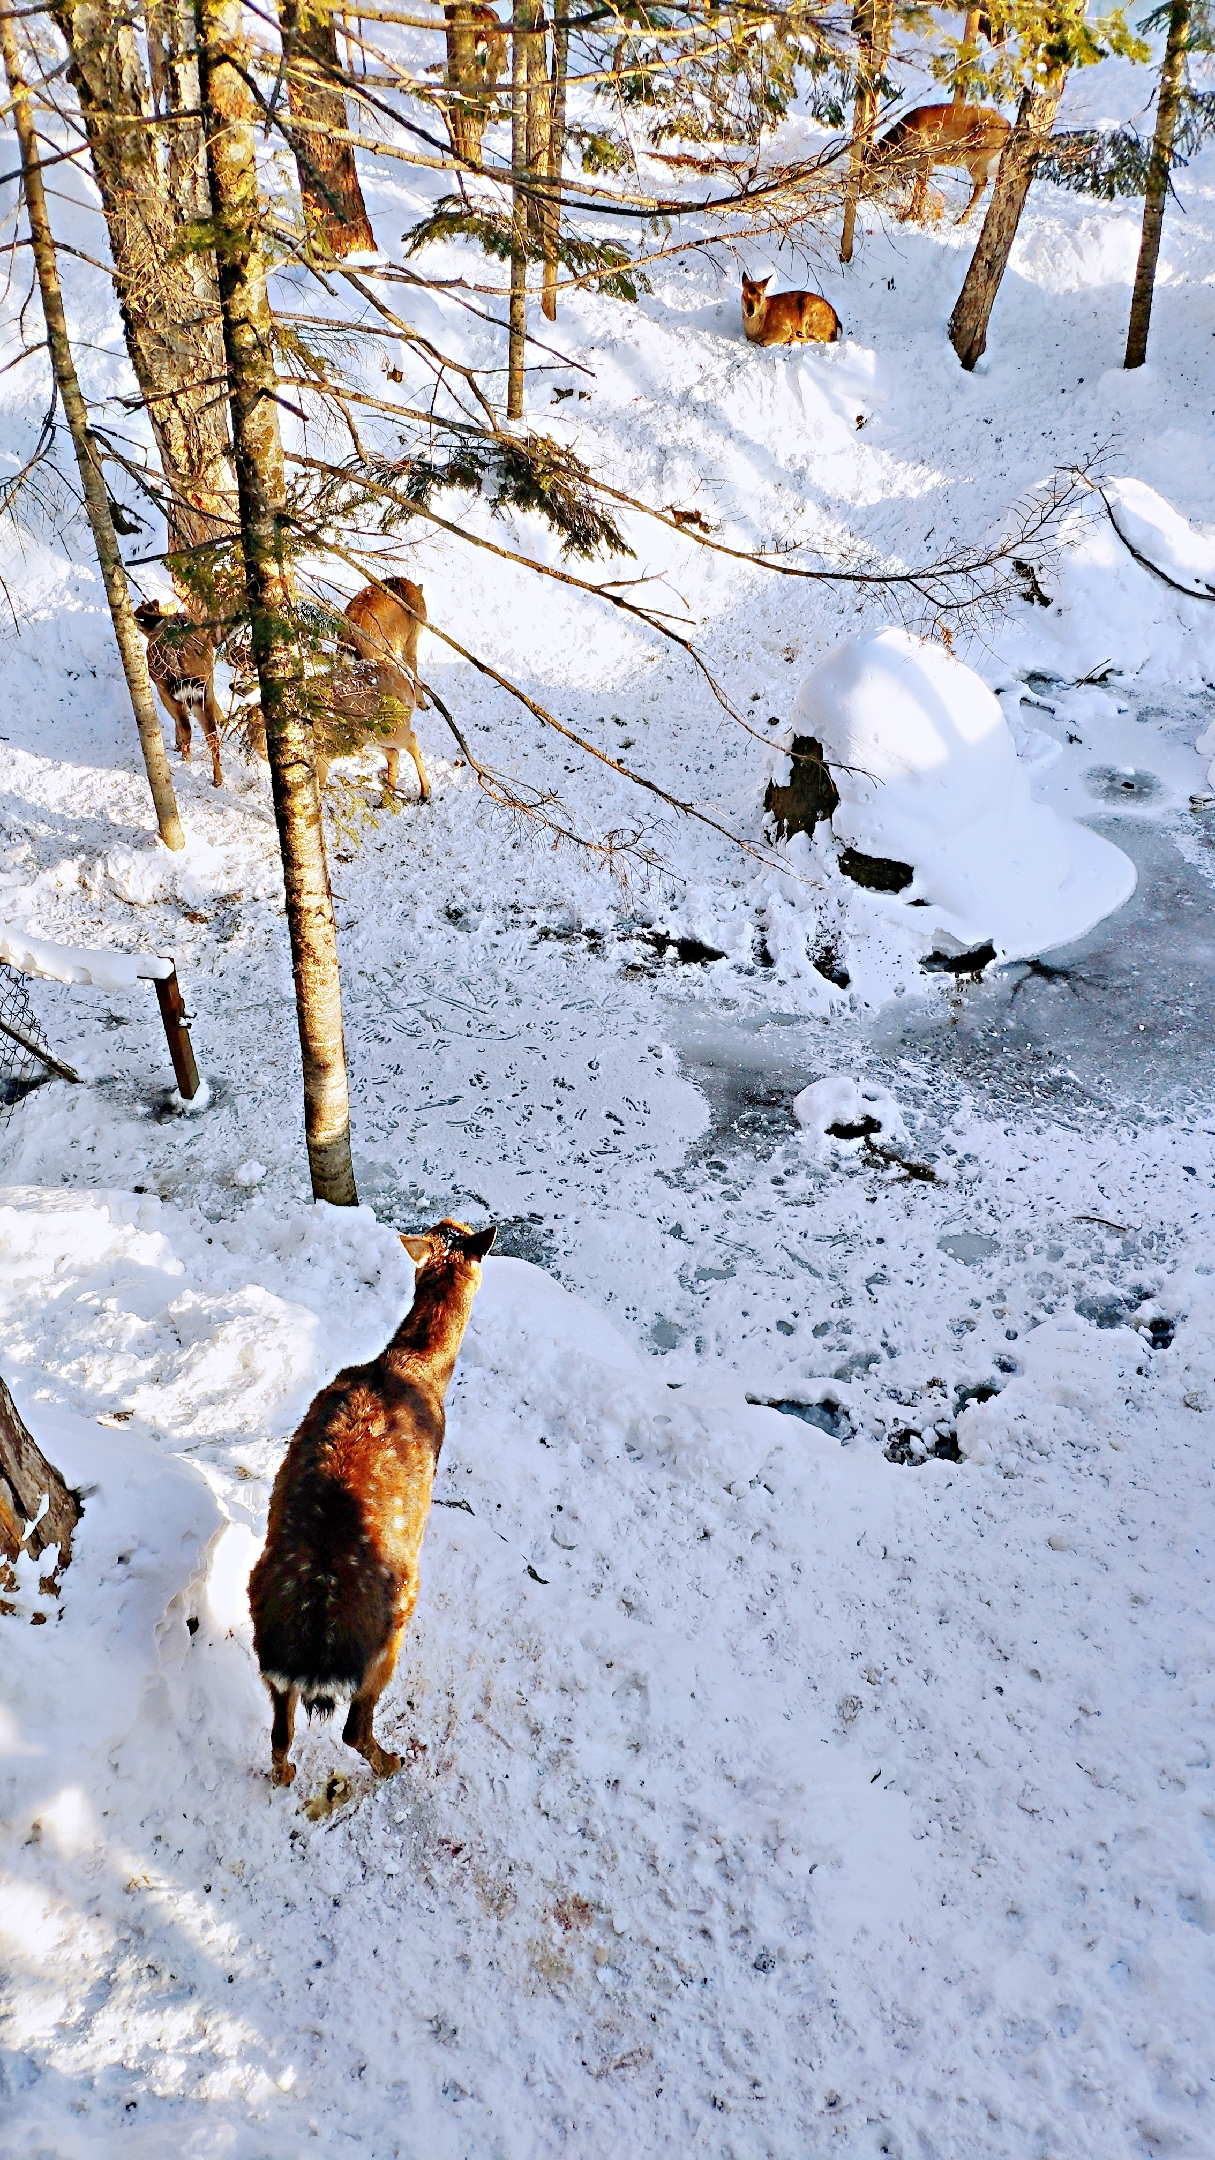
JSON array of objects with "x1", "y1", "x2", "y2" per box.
[
  {"x1": 133, "y1": 599, "x2": 224, "y2": 787},
  {"x1": 319, "y1": 576, "x2": 431, "y2": 799},
  {"x1": 868, "y1": 103, "x2": 1011, "y2": 224},
  {"x1": 249, "y1": 1219, "x2": 496, "y2": 1788},
  {"x1": 741, "y1": 275, "x2": 841, "y2": 347}
]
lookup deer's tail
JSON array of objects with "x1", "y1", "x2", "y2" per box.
[{"x1": 250, "y1": 1480, "x2": 396, "y2": 1715}]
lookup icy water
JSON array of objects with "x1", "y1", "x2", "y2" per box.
[
  {"x1": 669, "y1": 810, "x2": 1215, "y2": 1154},
  {"x1": 600, "y1": 802, "x2": 1215, "y2": 1404},
  {"x1": 8, "y1": 721, "x2": 1212, "y2": 1429}
]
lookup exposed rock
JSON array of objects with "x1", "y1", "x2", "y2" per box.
[
  {"x1": 764, "y1": 736, "x2": 839, "y2": 839},
  {"x1": 838, "y1": 846, "x2": 914, "y2": 893}
]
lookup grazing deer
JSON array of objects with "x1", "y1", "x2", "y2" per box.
[
  {"x1": 741, "y1": 275, "x2": 841, "y2": 348},
  {"x1": 320, "y1": 575, "x2": 430, "y2": 799},
  {"x1": 343, "y1": 577, "x2": 428, "y2": 701},
  {"x1": 249, "y1": 1218, "x2": 496, "y2": 1788},
  {"x1": 318, "y1": 654, "x2": 430, "y2": 801},
  {"x1": 868, "y1": 103, "x2": 1010, "y2": 225},
  {"x1": 133, "y1": 599, "x2": 224, "y2": 787}
]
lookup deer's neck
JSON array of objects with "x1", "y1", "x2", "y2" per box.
[{"x1": 382, "y1": 1267, "x2": 478, "y2": 1399}]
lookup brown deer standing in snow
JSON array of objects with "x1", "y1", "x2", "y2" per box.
[
  {"x1": 133, "y1": 599, "x2": 224, "y2": 787},
  {"x1": 741, "y1": 275, "x2": 841, "y2": 347},
  {"x1": 319, "y1": 576, "x2": 430, "y2": 799},
  {"x1": 868, "y1": 103, "x2": 1011, "y2": 224},
  {"x1": 248, "y1": 1219, "x2": 496, "y2": 1788}
]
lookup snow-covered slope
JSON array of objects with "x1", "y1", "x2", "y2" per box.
[{"x1": 2, "y1": 70, "x2": 1214, "y2": 2160}]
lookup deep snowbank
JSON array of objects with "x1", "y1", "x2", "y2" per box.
[
  {"x1": 791, "y1": 626, "x2": 1137, "y2": 959},
  {"x1": 2, "y1": 1187, "x2": 1214, "y2": 2158}
]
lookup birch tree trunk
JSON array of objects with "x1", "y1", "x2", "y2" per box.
[
  {"x1": 840, "y1": 0, "x2": 891, "y2": 265},
  {"x1": 443, "y1": 1, "x2": 504, "y2": 166},
  {"x1": 541, "y1": 13, "x2": 567, "y2": 320},
  {"x1": 1, "y1": 3, "x2": 185, "y2": 850},
  {"x1": 507, "y1": 0, "x2": 534, "y2": 418},
  {"x1": 196, "y1": 0, "x2": 358, "y2": 1206},
  {"x1": 948, "y1": 78, "x2": 1064, "y2": 370},
  {"x1": 1124, "y1": 0, "x2": 1190, "y2": 369},
  {"x1": 50, "y1": 0, "x2": 235, "y2": 593},
  {"x1": 278, "y1": 0, "x2": 376, "y2": 258}
]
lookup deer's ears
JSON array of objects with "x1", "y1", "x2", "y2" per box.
[{"x1": 400, "y1": 1225, "x2": 496, "y2": 1264}]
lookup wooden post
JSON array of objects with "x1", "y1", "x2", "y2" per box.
[
  {"x1": 152, "y1": 964, "x2": 202, "y2": 1101},
  {"x1": 0, "y1": 2, "x2": 186, "y2": 850}
]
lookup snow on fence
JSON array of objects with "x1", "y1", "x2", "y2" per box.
[{"x1": 0, "y1": 928, "x2": 205, "y2": 1111}]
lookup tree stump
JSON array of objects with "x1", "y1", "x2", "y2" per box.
[{"x1": 0, "y1": 1372, "x2": 82, "y2": 1619}]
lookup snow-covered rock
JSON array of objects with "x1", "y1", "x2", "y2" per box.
[
  {"x1": 792, "y1": 626, "x2": 1136, "y2": 960},
  {"x1": 792, "y1": 1073, "x2": 906, "y2": 1146}
]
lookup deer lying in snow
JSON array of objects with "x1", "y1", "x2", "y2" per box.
[
  {"x1": 133, "y1": 599, "x2": 224, "y2": 787},
  {"x1": 868, "y1": 103, "x2": 1011, "y2": 225},
  {"x1": 318, "y1": 576, "x2": 430, "y2": 799},
  {"x1": 741, "y1": 274, "x2": 841, "y2": 347},
  {"x1": 249, "y1": 1218, "x2": 496, "y2": 1788}
]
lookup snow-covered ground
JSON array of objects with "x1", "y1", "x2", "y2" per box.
[{"x1": 2, "y1": 59, "x2": 1215, "y2": 2159}]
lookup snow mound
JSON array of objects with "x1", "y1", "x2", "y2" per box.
[
  {"x1": 989, "y1": 476, "x2": 1215, "y2": 691},
  {"x1": 1101, "y1": 476, "x2": 1215, "y2": 601},
  {"x1": 0, "y1": 1394, "x2": 223, "y2": 1797},
  {"x1": 792, "y1": 627, "x2": 1136, "y2": 961},
  {"x1": 793, "y1": 1074, "x2": 906, "y2": 1147}
]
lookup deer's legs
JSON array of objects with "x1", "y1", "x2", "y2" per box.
[
  {"x1": 383, "y1": 742, "x2": 430, "y2": 802},
  {"x1": 905, "y1": 157, "x2": 931, "y2": 223},
  {"x1": 956, "y1": 168, "x2": 987, "y2": 223},
  {"x1": 162, "y1": 692, "x2": 192, "y2": 761},
  {"x1": 341, "y1": 1623, "x2": 406, "y2": 1778},
  {"x1": 270, "y1": 1684, "x2": 298, "y2": 1786},
  {"x1": 201, "y1": 685, "x2": 224, "y2": 788}
]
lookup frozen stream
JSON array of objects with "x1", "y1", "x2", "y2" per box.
[{"x1": 8, "y1": 697, "x2": 1214, "y2": 1450}]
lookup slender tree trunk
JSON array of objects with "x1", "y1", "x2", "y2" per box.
[
  {"x1": 49, "y1": 0, "x2": 235, "y2": 599},
  {"x1": 524, "y1": 3, "x2": 549, "y2": 248},
  {"x1": 278, "y1": 0, "x2": 376, "y2": 258},
  {"x1": 444, "y1": 1, "x2": 481, "y2": 164},
  {"x1": 443, "y1": 1, "x2": 503, "y2": 166},
  {"x1": 840, "y1": 0, "x2": 891, "y2": 264},
  {"x1": 1, "y1": 6, "x2": 185, "y2": 850},
  {"x1": 541, "y1": 12, "x2": 567, "y2": 320},
  {"x1": 953, "y1": 3, "x2": 983, "y2": 100},
  {"x1": 196, "y1": 0, "x2": 358, "y2": 1206},
  {"x1": 949, "y1": 77, "x2": 1064, "y2": 370},
  {"x1": 0, "y1": 1370, "x2": 82, "y2": 1615},
  {"x1": 1125, "y1": 0, "x2": 1190, "y2": 368},
  {"x1": 507, "y1": 0, "x2": 534, "y2": 418}
]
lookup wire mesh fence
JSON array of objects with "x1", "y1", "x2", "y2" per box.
[{"x1": 0, "y1": 962, "x2": 55, "y2": 1117}]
